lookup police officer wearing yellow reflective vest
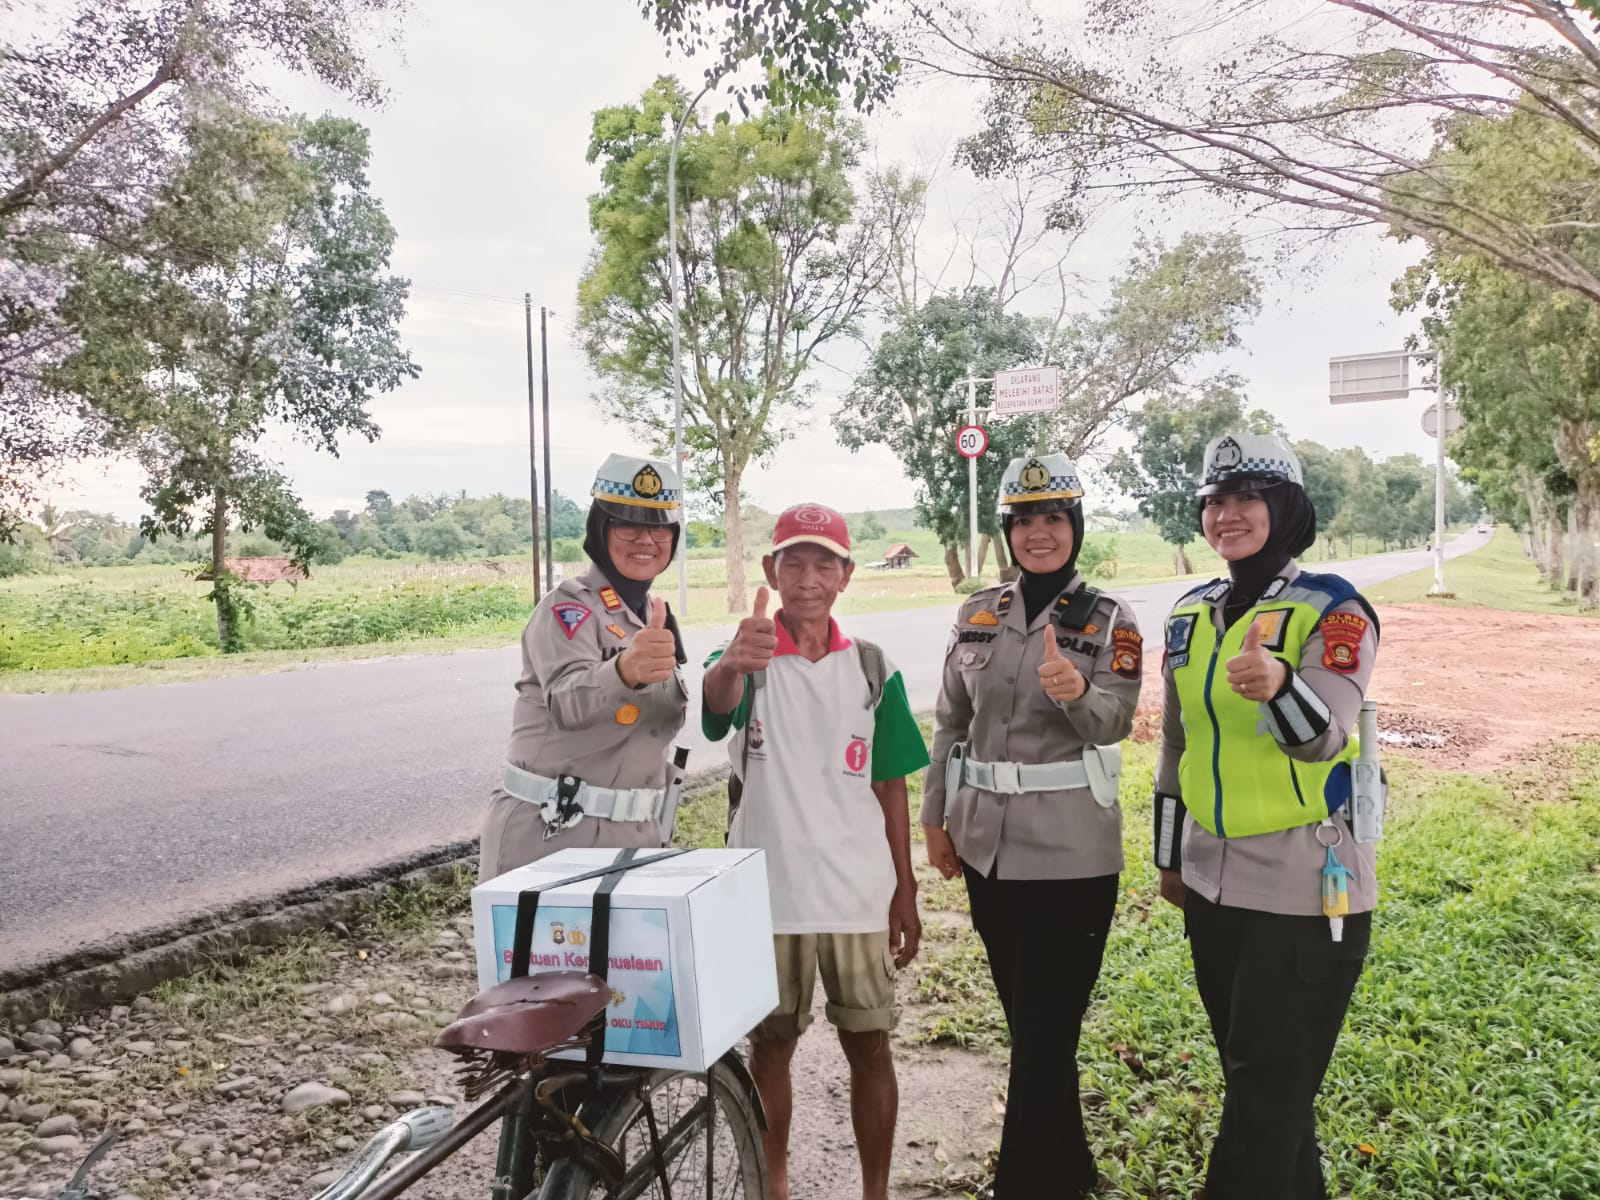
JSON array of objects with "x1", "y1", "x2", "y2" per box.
[
  {"x1": 1154, "y1": 433, "x2": 1381, "y2": 1200},
  {"x1": 921, "y1": 453, "x2": 1143, "y2": 1200},
  {"x1": 479, "y1": 453, "x2": 690, "y2": 878}
]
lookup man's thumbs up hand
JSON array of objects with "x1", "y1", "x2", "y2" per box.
[
  {"x1": 727, "y1": 585, "x2": 778, "y2": 675},
  {"x1": 1038, "y1": 625, "x2": 1086, "y2": 703},
  {"x1": 619, "y1": 595, "x2": 678, "y2": 688},
  {"x1": 1226, "y1": 618, "x2": 1286, "y2": 702}
]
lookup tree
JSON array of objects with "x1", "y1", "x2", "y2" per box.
[
  {"x1": 636, "y1": 0, "x2": 900, "y2": 112},
  {"x1": 1396, "y1": 242, "x2": 1600, "y2": 606},
  {"x1": 577, "y1": 78, "x2": 895, "y2": 611},
  {"x1": 1, "y1": 0, "x2": 409, "y2": 536},
  {"x1": 856, "y1": 512, "x2": 887, "y2": 541},
  {"x1": 34, "y1": 502, "x2": 77, "y2": 561},
  {"x1": 914, "y1": 0, "x2": 1600, "y2": 304},
  {"x1": 55, "y1": 110, "x2": 417, "y2": 648},
  {"x1": 1043, "y1": 233, "x2": 1261, "y2": 462},
  {"x1": 1108, "y1": 383, "x2": 1280, "y2": 573},
  {"x1": 413, "y1": 515, "x2": 469, "y2": 561},
  {"x1": 483, "y1": 513, "x2": 520, "y2": 557},
  {"x1": 839, "y1": 288, "x2": 1044, "y2": 586}
]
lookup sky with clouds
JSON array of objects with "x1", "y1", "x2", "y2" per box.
[{"x1": 46, "y1": 0, "x2": 1442, "y2": 523}]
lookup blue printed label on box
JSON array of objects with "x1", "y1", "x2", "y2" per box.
[{"x1": 490, "y1": 904, "x2": 681, "y2": 1058}]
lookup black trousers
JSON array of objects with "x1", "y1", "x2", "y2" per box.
[
  {"x1": 1184, "y1": 893, "x2": 1372, "y2": 1200},
  {"x1": 963, "y1": 863, "x2": 1119, "y2": 1200}
]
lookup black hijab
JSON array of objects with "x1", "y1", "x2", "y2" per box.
[
  {"x1": 1208, "y1": 483, "x2": 1318, "y2": 629},
  {"x1": 582, "y1": 506, "x2": 687, "y2": 664},
  {"x1": 1006, "y1": 505, "x2": 1087, "y2": 625}
]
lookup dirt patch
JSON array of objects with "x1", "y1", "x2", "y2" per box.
[
  {"x1": 1132, "y1": 603, "x2": 1600, "y2": 772},
  {"x1": 1367, "y1": 604, "x2": 1600, "y2": 770}
]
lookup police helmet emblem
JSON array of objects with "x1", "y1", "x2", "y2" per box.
[
  {"x1": 1213, "y1": 437, "x2": 1243, "y2": 470},
  {"x1": 1018, "y1": 459, "x2": 1050, "y2": 491},
  {"x1": 632, "y1": 464, "x2": 663, "y2": 498}
]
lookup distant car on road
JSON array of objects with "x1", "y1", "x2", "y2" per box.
[{"x1": 1475, "y1": 523, "x2": 1492, "y2": 533}]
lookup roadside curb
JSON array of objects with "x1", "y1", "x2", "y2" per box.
[{"x1": 0, "y1": 769, "x2": 734, "y2": 1027}]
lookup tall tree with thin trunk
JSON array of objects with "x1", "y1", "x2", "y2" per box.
[
  {"x1": 577, "y1": 77, "x2": 897, "y2": 612},
  {"x1": 55, "y1": 109, "x2": 417, "y2": 648},
  {"x1": 1, "y1": 0, "x2": 409, "y2": 535}
]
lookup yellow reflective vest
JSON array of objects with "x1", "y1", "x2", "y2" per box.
[{"x1": 1167, "y1": 575, "x2": 1361, "y2": 838}]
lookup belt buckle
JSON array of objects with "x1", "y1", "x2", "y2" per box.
[
  {"x1": 990, "y1": 762, "x2": 1022, "y2": 795},
  {"x1": 541, "y1": 775, "x2": 585, "y2": 839}
]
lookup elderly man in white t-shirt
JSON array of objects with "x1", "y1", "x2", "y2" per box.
[{"x1": 702, "y1": 504, "x2": 930, "y2": 1200}]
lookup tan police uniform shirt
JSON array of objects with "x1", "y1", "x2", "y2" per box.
[
  {"x1": 479, "y1": 565, "x2": 687, "y2": 879},
  {"x1": 1155, "y1": 563, "x2": 1381, "y2": 916},
  {"x1": 921, "y1": 573, "x2": 1144, "y2": 879}
]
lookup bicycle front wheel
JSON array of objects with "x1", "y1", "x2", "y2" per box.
[{"x1": 538, "y1": 1055, "x2": 766, "y2": 1200}]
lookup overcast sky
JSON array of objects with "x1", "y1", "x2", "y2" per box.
[{"x1": 47, "y1": 0, "x2": 1438, "y2": 523}]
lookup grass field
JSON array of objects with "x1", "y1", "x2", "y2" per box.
[
  {"x1": 1369, "y1": 527, "x2": 1596, "y2": 616},
  {"x1": 0, "y1": 526, "x2": 1442, "y2": 688}
]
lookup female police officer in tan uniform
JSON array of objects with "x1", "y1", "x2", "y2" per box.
[
  {"x1": 1153, "y1": 433, "x2": 1381, "y2": 1199},
  {"x1": 479, "y1": 452, "x2": 689, "y2": 879},
  {"x1": 920, "y1": 453, "x2": 1143, "y2": 1200}
]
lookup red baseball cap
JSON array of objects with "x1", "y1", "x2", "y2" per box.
[{"x1": 771, "y1": 503, "x2": 851, "y2": 560}]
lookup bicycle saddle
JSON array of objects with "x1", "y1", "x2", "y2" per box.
[{"x1": 435, "y1": 970, "x2": 610, "y2": 1056}]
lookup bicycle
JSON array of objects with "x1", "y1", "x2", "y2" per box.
[
  {"x1": 296, "y1": 967, "x2": 768, "y2": 1200},
  {"x1": 44, "y1": 969, "x2": 766, "y2": 1200}
]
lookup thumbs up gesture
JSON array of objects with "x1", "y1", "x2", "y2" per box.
[
  {"x1": 1226, "y1": 619, "x2": 1287, "y2": 702},
  {"x1": 725, "y1": 585, "x2": 778, "y2": 675},
  {"x1": 618, "y1": 596, "x2": 679, "y2": 688},
  {"x1": 1038, "y1": 626, "x2": 1087, "y2": 703}
]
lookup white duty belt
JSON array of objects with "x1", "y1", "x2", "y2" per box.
[
  {"x1": 945, "y1": 742, "x2": 1122, "y2": 808},
  {"x1": 503, "y1": 762, "x2": 666, "y2": 835}
]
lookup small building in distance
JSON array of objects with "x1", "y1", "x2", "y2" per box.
[
  {"x1": 194, "y1": 557, "x2": 310, "y2": 588},
  {"x1": 883, "y1": 543, "x2": 918, "y2": 570}
]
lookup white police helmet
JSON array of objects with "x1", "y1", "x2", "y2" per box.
[
  {"x1": 1197, "y1": 434, "x2": 1304, "y2": 497},
  {"x1": 589, "y1": 453, "x2": 683, "y2": 526},
  {"x1": 997, "y1": 453, "x2": 1085, "y2": 515}
]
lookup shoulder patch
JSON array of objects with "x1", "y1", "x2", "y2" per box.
[
  {"x1": 1110, "y1": 627, "x2": 1143, "y2": 678},
  {"x1": 551, "y1": 601, "x2": 592, "y2": 639},
  {"x1": 1318, "y1": 611, "x2": 1368, "y2": 674},
  {"x1": 598, "y1": 586, "x2": 623, "y2": 612}
]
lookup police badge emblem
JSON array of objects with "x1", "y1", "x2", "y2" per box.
[{"x1": 632, "y1": 464, "x2": 664, "y2": 499}]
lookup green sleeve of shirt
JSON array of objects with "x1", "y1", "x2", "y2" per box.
[
  {"x1": 700, "y1": 646, "x2": 754, "y2": 741},
  {"x1": 871, "y1": 670, "x2": 930, "y2": 782}
]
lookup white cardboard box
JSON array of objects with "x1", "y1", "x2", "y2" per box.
[{"x1": 471, "y1": 848, "x2": 778, "y2": 1072}]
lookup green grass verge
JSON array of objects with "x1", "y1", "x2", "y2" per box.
[
  {"x1": 907, "y1": 740, "x2": 1600, "y2": 1199},
  {"x1": 1369, "y1": 528, "x2": 1593, "y2": 616}
]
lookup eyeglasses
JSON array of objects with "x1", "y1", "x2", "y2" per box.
[{"x1": 609, "y1": 523, "x2": 674, "y2": 543}]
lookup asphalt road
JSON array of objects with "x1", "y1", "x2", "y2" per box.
[{"x1": 0, "y1": 534, "x2": 1487, "y2": 978}]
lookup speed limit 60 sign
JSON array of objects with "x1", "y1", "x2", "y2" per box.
[{"x1": 956, "y1": 424, "x2": 988, "y2": 459}]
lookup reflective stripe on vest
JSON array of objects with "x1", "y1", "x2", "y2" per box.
[{"x1": 1168, "y1": 585, "x2": 1359, "y2": 838}]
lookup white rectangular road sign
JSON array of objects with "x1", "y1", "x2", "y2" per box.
[
  {"x1": 1329, "y1": 351, "x2": 1411, "y2": 403},
  {"x1": 993, "y1": 365, "x2": 1060, "y2": 416}
]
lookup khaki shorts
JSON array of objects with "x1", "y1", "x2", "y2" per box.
[{"x1": 751, "y1": 931, "x2": 898, "y2": 1040}]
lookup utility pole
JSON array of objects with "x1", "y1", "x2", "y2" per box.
[
  {"x1": 524, "y1": 293, "x2": 541, "y2": 601},
  {"x1": 955, "y1": 375, "x2": 991, "y2": 578},
  {"x1": 541, "y1": 306, "x2": 554, "y2": 594}
]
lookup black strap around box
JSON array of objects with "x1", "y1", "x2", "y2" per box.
[{"x1": 509, "y1": 848, "x2": 687, "y2": 1064}]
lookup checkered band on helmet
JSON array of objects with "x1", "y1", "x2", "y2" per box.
[
  {"x1": 997, "y1": 453, "x2": 1085, "y2": 514},
  {"x1": 590, "y1": 453, "x2": 683, "y2": 525},
  {"x1": 1198, "y1": 434, "x2": 1304, "y2": 496}
]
